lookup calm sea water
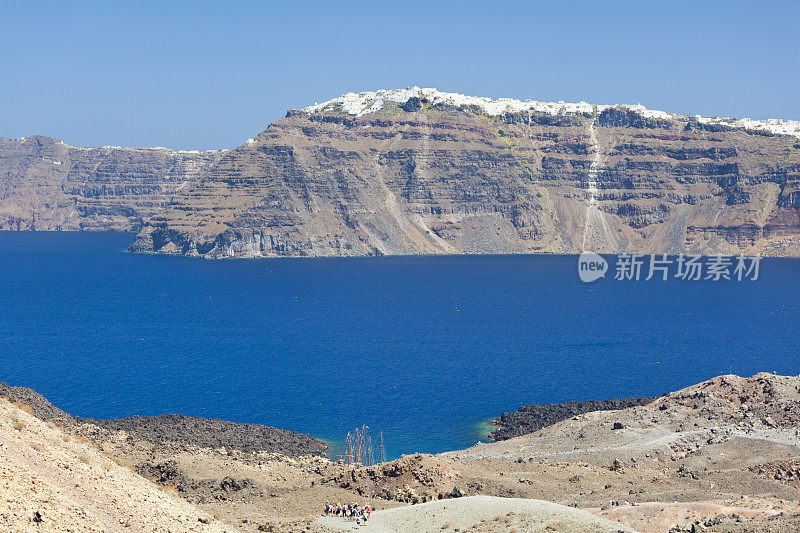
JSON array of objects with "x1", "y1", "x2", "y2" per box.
[{"x1": 1, "y1": 232, "x2": 798, "y2": 457}]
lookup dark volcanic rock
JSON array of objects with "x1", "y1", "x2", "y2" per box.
[
  {"x1": 137, "y1": 460, "x2": 188, "y2": 488},
  {"x1": 490, "y1": 396, "x2": 657, "y2": 441},
  {"x1": 401, "y1": 97, "x2": 423, "y2": 112},
  {"x1": 0, "y1": 382, "x2": 74, "y2": 424},
  {"x1": 726, "y1": 185, "x2": 751, "y2": 205},
  {"x1": 597, "y1": 107, "x2": 671, "y2": 129},
  {"x1": 1, "y1": 380, "x2": 326, "y2": 458},
  {"x1": 75, "y1": 413, "x2": 327, "y2": 457}
]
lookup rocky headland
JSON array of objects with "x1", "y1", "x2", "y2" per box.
[
  {"x1": 489, "y1": 396, "x2": 658, "y2": 441},
  {"x1": 0, "y1": 382, "x2": 326, "y2": 459},
  {"x1": 75, "y1": 415, "x2": 326, "y2": 457}
]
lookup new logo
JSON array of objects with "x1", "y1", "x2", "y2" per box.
[{"x1": 578, "y1": 251, "x2": 608, "y2": 282}]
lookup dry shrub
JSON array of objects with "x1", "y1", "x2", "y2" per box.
[
  {"x1": 61, "y1": 435, "x2": 71, "y2": 442},
  {"x1": 441, "y1": 522, "x2": 450, "y2": 529},
  {"x1": 159, "y1": 484, "x2": 179, "y2": 495},
  {"x1": 77, "y1": 454, "x2": 90, "y2": 465},
  {"x1": 29, "y1": 442, "x2": 44, "y2": 452},
  {"x1": 13, "y1": 421, "x2": 24, "y2": 431},
  {"x1": 109, "y1": 455, "x2": 128, "y2": 467}
]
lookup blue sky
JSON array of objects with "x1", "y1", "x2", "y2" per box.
[{"x1": 2, "y1": 0, "x2": 798, "y2": 149}]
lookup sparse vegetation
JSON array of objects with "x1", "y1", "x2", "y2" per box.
[
  {"x1": 159, "y1": 484, "x2": 179, "y2": 495},
  {"x1": 108, "y1": 455, "x2": 128, "y2": 467}
]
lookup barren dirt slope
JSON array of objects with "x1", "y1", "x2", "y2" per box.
[{"x1": 0, "y1": 397, "x2": 235, "y2": 532}]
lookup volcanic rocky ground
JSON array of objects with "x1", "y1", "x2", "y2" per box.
[{"x1": 3, "y1": 373, "x2": 800, "y2": 532}]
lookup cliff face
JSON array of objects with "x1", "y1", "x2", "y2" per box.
[
  {"x1": 129, "y1": 89, "x2": 800, "y2": 258},
  {"x1": 0, "y1": 136, "x2": 222, "y2": 231}
]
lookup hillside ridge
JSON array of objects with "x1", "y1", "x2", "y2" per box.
[
  {"x1": 3, "y1": 89, "x2": 800, "y2": 258},
  {"x1": 130, "y1": 89, "x2": 800, "y2": 258}
]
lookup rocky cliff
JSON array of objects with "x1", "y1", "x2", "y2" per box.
[
  {"x1": 0, "y1": 135, "x2": 222, "y2": 231},
  {"x1": 129, "y1": 88, "x2": 800, "y2": 258}
]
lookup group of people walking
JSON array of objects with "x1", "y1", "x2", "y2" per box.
[{"x1": 324, "y1": 501, "x2": 372, "y2": 524}]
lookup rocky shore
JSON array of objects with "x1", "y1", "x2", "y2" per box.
[{"x1": 490, "y1": 396, "x2": 658, "y2": 441}]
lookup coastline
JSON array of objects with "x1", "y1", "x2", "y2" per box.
[{"x1": 6, "y1": 372, "x2": 800, "y2": 532}]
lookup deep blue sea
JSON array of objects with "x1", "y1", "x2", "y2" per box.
[{"x1": 1, "y1": 232, "x2": 798, "y2": 458}]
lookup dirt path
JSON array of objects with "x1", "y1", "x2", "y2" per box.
[{"x1": 317, "y1": 495, "x2": 637, "y2": 533}]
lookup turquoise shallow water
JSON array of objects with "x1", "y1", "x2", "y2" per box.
[{"x1": 1, "y1": 232, "x2": 798, "y2": 458}]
